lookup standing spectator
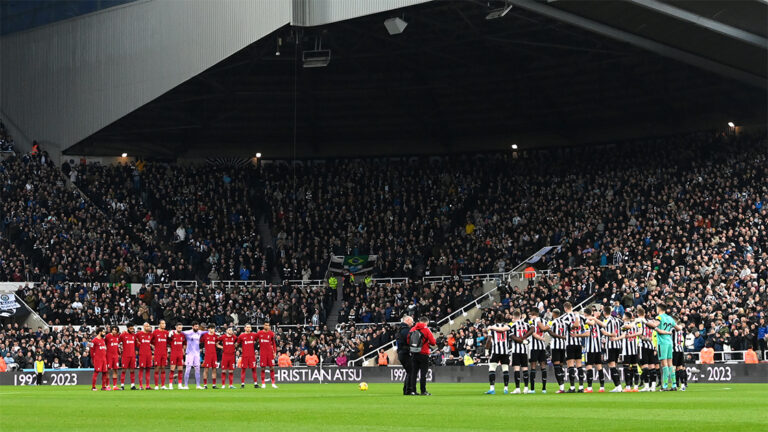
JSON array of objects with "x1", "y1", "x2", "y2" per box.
[
  {"x1": 396, "y1": 315, "x2": 415, "y2": 395},
  {"x1": 35, "y1": 355, "x2": 45, "y2": 385},
  {"x1": 699, "y1": 344, "x2": 715, "y2": 364},
  {"x1": 409, "y1": 316, "x2": 437, "y2": 396}
]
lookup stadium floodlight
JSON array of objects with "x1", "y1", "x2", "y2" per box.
[
  {"x1": 384, "y1": 17, "x2": 408, "y2": 35},
  {"x1": 256, "y1": 152, "x2": 262, "y2": 158},
  {"x1": 727, "y1": 122, "x2": 735, "y2": 127},
  {"x1": 511, "y1": 144, "x2": 518, "y2": 150},
  {"x1": 121, "y1": 152, "x2": 127, "y2": 157},
  {"x1": 486, "y1": 4, "x2": 513, "y2": 20}
]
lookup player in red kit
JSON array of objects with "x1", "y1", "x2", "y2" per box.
[
  {"x1": 136, "y1": 322, "x2": 154, "y2": 390},
  {"x1": 90, "y1": 327, "x2": 109, "y2": 391},
  {"x1": 218, "y1": 327, "x2": 237, "y2": 389},
  {"x1": 105, "y1": 326, "x2": 121, "y2": 390},
  {"x1": 201, "y1": 324, "x2": 218, "y2": 389},
  {"x1": 256, "y1": 323, "x2": 278, "y2": 389},
  {"x1": 237, "y1": 324, "x2": 259, "y2": 388},
  {"x1": 168, "y1": 322, "x2": 186, "y2": 389},
  {"x1": 119, "y1": 325, "x2": 138, "y2": 390},
  {"x1": 152, "y1": 320, "x2": 170, "y2": 389}
]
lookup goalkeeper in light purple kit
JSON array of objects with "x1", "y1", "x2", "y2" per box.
[{"x1": 181, "y1": 322, "x2": 207, "y2": 389}]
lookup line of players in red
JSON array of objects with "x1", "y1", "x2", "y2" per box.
[{"x1": 89, "y1": 320, "x2": 278, "y2": 391}]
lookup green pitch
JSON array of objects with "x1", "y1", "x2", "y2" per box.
[{"x1": 2, "y1": 384, "x2": 766, "y2": 432}]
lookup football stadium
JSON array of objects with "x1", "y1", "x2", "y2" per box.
[{"x1": 0, "y1": 0, "x2": 767, "y2": 431}]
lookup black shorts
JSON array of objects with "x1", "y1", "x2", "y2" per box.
[
  {"x1": 529, "y1": 350, "x2": 547, "y2": 364},
  {"x1": 551, "y1": 349, "x2": 565, "y2": 363},
  {"x1": 566, "y1": 345, "x2": 582, "y2": 361},
  {"x1": 672, "y1": 352, "x2": 684, "y2": 367},
  {"x1": 607, "y1": 349, "x2": 621, "y2": 363},
  {"x1": 490, "y1": 354, "x2": 510, "y2": 365},
  {"x1": 511, "y1": 353, "x2": 528, "y2": 366},
  {"x1": 586, "y1": 352, "x2": 602, "y2": 365},
  {"x1": 622, "y1": 354, "x2": 638, "y2": 365},
  {"x1": 640, "y1": 348, "x2": 658, "y2": 365}
]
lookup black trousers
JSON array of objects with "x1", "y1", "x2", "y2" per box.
[
  {"x1": 37, "y1": 372, "x2": 43, "y2": 385},
  {"x1": 410, "y1": 353, "x2": 429, "y2": 394},
  {"x1": 398, "y1": 351, "x2": 414, "y2": 394}
]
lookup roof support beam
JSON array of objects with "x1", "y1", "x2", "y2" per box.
[
  {"x1": 506, "y1": 0, "x2": 767, "y2": 89},
  {"x1": 628, "y1": 0, "x2": 767, "y2": 49}
]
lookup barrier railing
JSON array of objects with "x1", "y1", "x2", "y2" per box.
[{"x1": 210, "y1": 280, "x2": 267, "y2": 291}]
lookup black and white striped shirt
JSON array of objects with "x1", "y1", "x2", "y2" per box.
[
  {"x1": 549, "y1": 317, "x2": 567, "y2": 350},
  {"x1": 488, "y1": 327, "x2": 510, "y2": 356},
  {"x1": 561, "y1": 312, "x2": 583, "y2": 346},
  {"x1": 528, "y1": 317, "x2": 547, "y2": 351},
  {"x1": 584, "y1": 320, "x2": 602, "y2": 353},
  {"x1": 636, "y1": 319, "x2": 655, "y2": 350},
  {"x1": 509, "y1": 320, "x2": 530, "y2": 354},
  {"x1": 604, "y1": 316, "x2": 623, "y2": 350},
  {"x1": 672, "y1": 328, "x2": 685, "y2": 353},
  {"x1": 621, "y1": 324, "x2": 639, "y2": 356}
]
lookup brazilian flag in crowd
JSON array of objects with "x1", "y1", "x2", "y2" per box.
[{"x1": 328, "y1": 255, "x2": 377, "y2": 274}]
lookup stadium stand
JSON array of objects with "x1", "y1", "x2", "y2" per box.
[{"x1": 1, "y1": 129, "x2": 766, "y2": 365}]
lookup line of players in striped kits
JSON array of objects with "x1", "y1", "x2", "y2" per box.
[{"x1": 484, "y1": 301, "x2": 688, "y2": 394}]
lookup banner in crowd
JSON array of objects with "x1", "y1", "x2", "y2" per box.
[
  {"x1": 0, "y1": 293, "x2": 28, "y2": 319},
  {"x1": 2, "y1": 364, "x2": 766, "y2": 386},
  {"x1": 328, "y1": 255, "x2": 377, "y2": 274}
]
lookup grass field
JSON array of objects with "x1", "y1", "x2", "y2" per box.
[{"x1": 2, "y1": 383, "x2": 767, "y2": 432}]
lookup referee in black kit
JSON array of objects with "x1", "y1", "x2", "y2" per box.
[{"x1": 396, "y1": 315, "x2": 415, "y2": 395}]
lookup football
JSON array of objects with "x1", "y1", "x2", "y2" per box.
[{"x1": 358, "y1": 382, "x2": 369, "y2": 391}]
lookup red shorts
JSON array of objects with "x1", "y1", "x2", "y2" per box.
[
  {"x1": 221, "y1": 355, "x2": 235, "y2": 370},
  {"x1": 241, "y1": 356, "x2": 256, "y2": 369},
  {"x1": 121, "y1": 355, "x2": 136, "y2": 369},
  {"x1": 106, "y1": 355, "x2": 120, "y2": 370},
  {"x1": 139, "y1": 354, "x2": 153, "y2": 368},
  {"x1": 202, "y1": 356, "x2": 218, "y2": 369},
  {"x1": 93, "y1": 358, "x2": 107, "y2": 373},
  {"x1": 154, "y1": 355, "x2": 168, "y2": 368},
  {"x1": 170, "y1": 353, "x2": 184, "y2": 367},
  {"x1": 259, "y1": 354, "x2": 274, "y2": 368}
]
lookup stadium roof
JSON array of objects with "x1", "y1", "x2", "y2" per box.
[{"x1": 66, "y1": 0, "x2": 767, "y2": 159}]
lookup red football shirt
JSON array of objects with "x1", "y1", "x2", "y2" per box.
[
  {"x1": 91, "y1": 337, "x2": 107, "y2": 360},
  {"x1": 219, "y1": 334, "x2": 237, "y2": 357},
  {"x1": 136, "y1": 331, "x2": 153, "y2": 356},
  {"x1": 237, "y1": 332, "x2": 257, "y2": 357},
  {"x1": 119, "y1": 332, "x2": 136, "y2": 357},
  {"x1": 151, "y1": 329, "x2": 169, "y2": 357},
  {"x1": 169, "y1": 332, "x2": 186, "y2": 356},
  {"x1": 105, "y1": 334, "x2": 120, "y2": 358},
  {"x1": 255, "y1": 330, "x2": 277, "y2": 356},
  {"x1": 200, "y1": 333, "x2": 218, "y2": 359}
]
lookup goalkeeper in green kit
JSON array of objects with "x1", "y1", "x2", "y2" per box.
[{"x1": 649, "y1": 303, "x2": 682, "y2": 391}]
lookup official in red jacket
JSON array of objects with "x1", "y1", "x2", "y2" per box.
[{"x1": 408, "y1": 316, "x2": 437, "y2": 395}]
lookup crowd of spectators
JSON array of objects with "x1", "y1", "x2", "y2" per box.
[
  {"x1": 1, "y1": 322, "x2": 94, "y2": 370},
  {"x1": 0, "y1": 121, "x2": 14, "y2": 152},
  {"x1": 1, "y1": 128, "x2": 766, "y2": 366},
  {"x1": 16, "y1": 280, "x2": 334, "y2": 329}
]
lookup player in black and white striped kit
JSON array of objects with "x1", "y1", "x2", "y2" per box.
[
  {"x1": 547, "y1": 309, "x2": 568, "y2": 393},
  {"x1": 527, "y1": 309, "x2": 550, "y2": 394},
  {"x1": 614, "y1": 311, "x2": 640, "y2": 392},
  {"x1": 485, "y1": 313, "x2": 511, "y2": 394},
  {"x1": 509, "y1": 309, "x2": 534, "y2": 394},
  {"x1": 578, "y1": 307, "x2": 608, "y2": 393},
  {"x1": 636, "y1": 306, "x2": 659, "y2": 391},
  {"x1": 602, "y1": 305, "x2": 623, "y2": 391},
  {"x1": 671, "y1": 315, "x2": 687, "y2": 391},
  {"x1": 560, "y1": 302, "x2": 585, "y2": 392}
]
